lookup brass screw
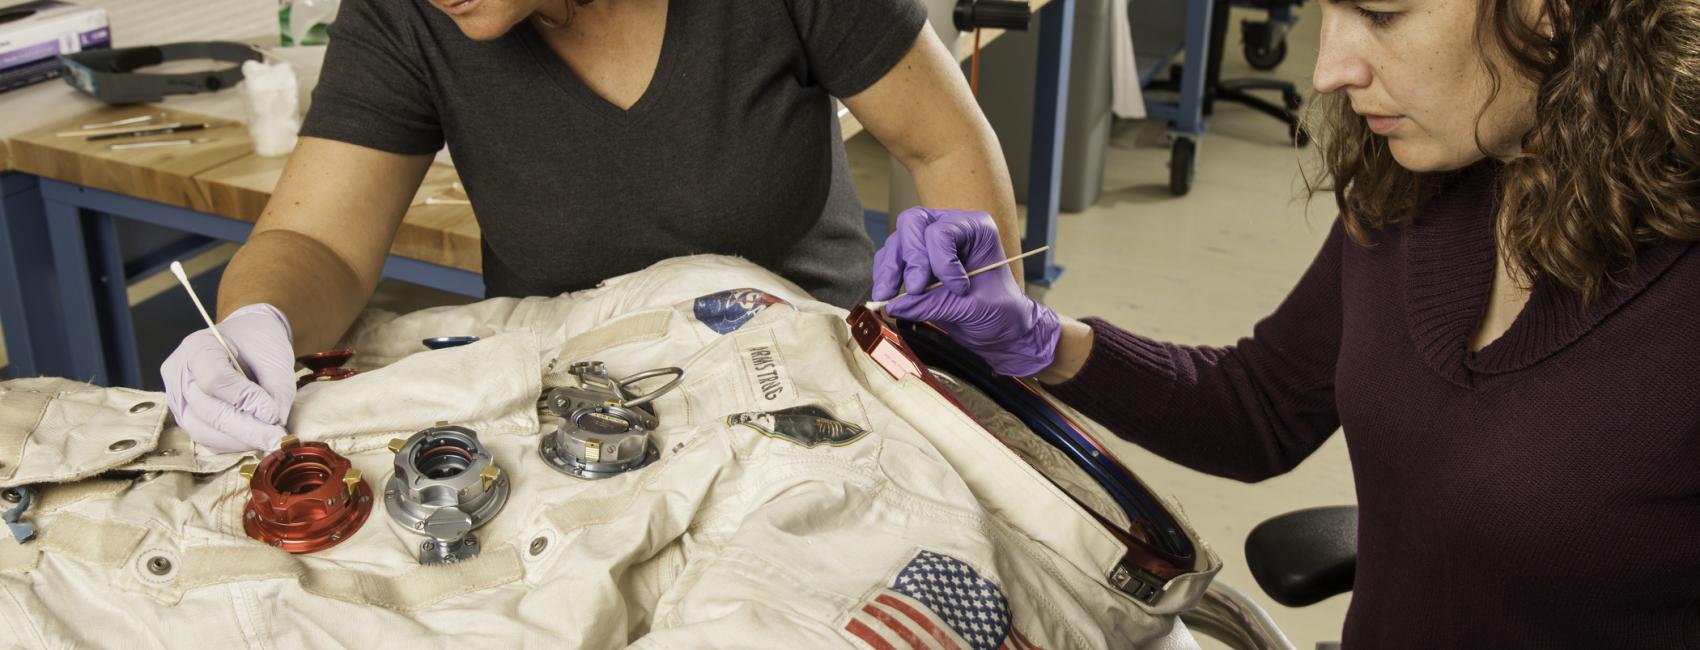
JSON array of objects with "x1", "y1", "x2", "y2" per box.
[
  {"x1": 480, "y1": 465, "x2": 501, "y2": 491},
  {"x1": 239, "y1": 464, "x2": 258, "y2": 481},
  {"x1": 388, "y1": 438, "x2": 406, "y2": 453}
]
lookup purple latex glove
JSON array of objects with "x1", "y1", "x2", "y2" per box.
[
  {"x1": 160, "y1": 303, "x2": 297, "y2": 453},
  {"x1": 871, "y1": 207, "x2": 1061, "y2": 376}
]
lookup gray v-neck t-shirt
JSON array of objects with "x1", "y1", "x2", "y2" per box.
[{"x1": 300, "y1": 0, "x2": 927, "y2": 307}]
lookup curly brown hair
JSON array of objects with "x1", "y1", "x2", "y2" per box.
[{"x1": 1309, "y1": 0, "x2": 1700, "y2": 299}]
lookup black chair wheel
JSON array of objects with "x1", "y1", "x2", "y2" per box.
[
  {"x1": 1245, "y1": 38, "x2": 1288, "y2": 71},
  {"x1": 1169, "y1": 138, "x2": 1197, "y2": 196}
]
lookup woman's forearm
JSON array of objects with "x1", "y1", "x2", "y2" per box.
[
  {"x1": 1036, "y1": 316, "x2": 1094, "y2": 384},
  {"x1": 905, "y1": 145, "x2": 1025, "y2": 282},
  {"x1": 217, "y1": 230, "x2": 379, "y2": 356}
]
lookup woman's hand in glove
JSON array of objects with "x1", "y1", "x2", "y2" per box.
[
  {"x1": 160, "y1": 303, "x2": 298, "y2": 453},
  {"x1": 871, "y1": 207, "x2": 1061, "y2": 377}
]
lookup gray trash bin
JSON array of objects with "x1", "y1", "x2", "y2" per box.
[{"x1": 976, "y1": 0, "x2": 1114, "y2": 213}]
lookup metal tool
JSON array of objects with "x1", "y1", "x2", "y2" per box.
[
  {"x1": 107, "y1": 137, "x2": 215, "y2": 151},
  {"x1": 87, "y1": 122, "x2": 213, "y2": 141},
  {"x1": 864, "y1": 245, "x2": 1050, "y2": 311},
  {"x1": 539, "y1": 362, "x2": 683, "y2": 480},
  {"x1": 384, "y1": 425, "x2": 509, "y2": 564},
  {"x1": 72, "y1": 112, "x2": 169, "y2": 132},
  {"x1": 239, "y1": 435, "x2": 372, "y2": 553},
  {"x1": 169, "y1": 261, "x2": 241, "y2": 371}
]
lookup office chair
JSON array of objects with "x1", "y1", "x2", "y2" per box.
[
  {"x1": 1148, "y1": 0, "x2": 1309, "y2": 148},
  {"x1": 1244, "y1": 505, "x2": 1357, "y2": 650}
]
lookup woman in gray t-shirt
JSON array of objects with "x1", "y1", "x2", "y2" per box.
[{"x1": 159, "y1": 0, "x2": 1023, "y2": 453}]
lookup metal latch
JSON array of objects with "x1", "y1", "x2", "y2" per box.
[
  {"x1": 3, "y1": 486, "x2": 37, "y2": 544},
  {"x1": 1109, "y1": 562, "x2": 1168, "y2": 606}
]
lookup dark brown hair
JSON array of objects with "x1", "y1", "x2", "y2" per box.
[{"x1": 1310, "y1": 0, "x2": 1700, "y2": 299}]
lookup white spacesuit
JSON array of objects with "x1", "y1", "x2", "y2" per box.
[{"x1": 0, "y1": 256, "x2": 1219, "y2": 649}]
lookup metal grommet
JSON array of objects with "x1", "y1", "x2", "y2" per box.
[
  {"x1": 529, "y1": 537, "x2": 548, "y2": 556},
  {"x1": 146, "y1": 556, "x2": 172, "y2": 576},
  {"x1": 109, "y1": 439, "x2": 138, "y2": 452},
  {"x1": 1, "y1": 489, "x2": 19, "y2": 504},
  {"x1": 129, "y1": 401, "x2": 156, "y2": 414}
]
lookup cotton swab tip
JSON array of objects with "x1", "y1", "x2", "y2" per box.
[{"x1": 169, "y1": 261, "x2": 241, "y2": 370}]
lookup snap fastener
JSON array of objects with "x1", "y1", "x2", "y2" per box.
[
  {"x1": 109, "y1": 439, "x2": 137, "y2": 452},
  {"x1": 529, "y1": 537, "x2": 548, "y2": 556},
  {"x1": 146, "y1": 556, "x2": 172, "y2": 576},
  {"x1": 129, "y1": 402, "x2": 155, "y2": 414},
  {"x1": 1, "y1": 489, "x2": 19, "y2": 504}
]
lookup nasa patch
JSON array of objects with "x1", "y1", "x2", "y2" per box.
[{"x1": 692, "y1": 288, "x2": 789, "y2": 335}]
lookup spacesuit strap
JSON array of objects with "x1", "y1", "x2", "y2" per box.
[
  {"x1": 0, "y1": 513, "x2": 147, "y2": 574},
  {"x1": 550, "y1": 310, "x2": 674, "y2": 378},
  {"x1": 0, "y1": 389, "x2": 52, "y2": 482},
  {"x1": 174, "y1": 544, "x2": 526, "y2": 611}
]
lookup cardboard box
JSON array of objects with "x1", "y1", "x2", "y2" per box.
[{"x1": 0, "y1": 1, "x2": 109, "y2": 94}]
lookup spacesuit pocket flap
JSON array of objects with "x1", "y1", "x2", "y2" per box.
[
  {"x1": 288, "y1": 332, "x2": 543, "y2": 446},
  {"x1": 0, "y1": 380, "x2": 166, "y2": 488}
]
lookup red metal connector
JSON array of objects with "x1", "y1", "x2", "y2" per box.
[
  {"x1": 296, "y1": 349, "x2": 357, "y2": 388},
  {"x1": 241, "y1": 436, "x2": 372, "y2": 553}
]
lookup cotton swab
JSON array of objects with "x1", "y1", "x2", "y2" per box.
[
  {"x1": 865, "y1": 245, "x2": 1050, "y2": 311},
  {"x1": 169, "y1": 261, "x2": 242, "y2": 371}
]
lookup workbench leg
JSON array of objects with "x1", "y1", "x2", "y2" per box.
[
  {"x1": 1024, "y1": 0, "x2": 1074, "y2": 288},
  {"x1": 0, "y1": 174, "x2": 71, "y2": 379},
  {"x1": 43, "y1": 200, "x2": 112, "y2": 386},
  {"x1": 1174, "y1": 0, "x2": 1215, "y2": 138},
  {"x1": 90, "y1": 213, "x2": 142, "y2": 388}
]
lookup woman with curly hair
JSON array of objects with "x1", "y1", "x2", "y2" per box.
[{"x1": 874, "y1": 0, "x2": 1700, "y2": 644}]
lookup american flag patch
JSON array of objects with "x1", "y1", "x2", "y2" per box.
[{"x1": 844, "y1": 550, "x2": 1042, "y2": 650}]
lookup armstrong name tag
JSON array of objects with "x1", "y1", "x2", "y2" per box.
[{"x1": 736, "y1": 332, "x2": 796, "y2": 405}]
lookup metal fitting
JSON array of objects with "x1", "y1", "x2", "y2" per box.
[
  {"x1": 297, "y1": 349, "x2": 358, "y2": 388},
  {"x1": 384, "y1": 425, "x2": 509, "y2": 564},
  {"x1": 539, "y1": 362, "x2": 682, "y2": 480},
  {"x1": 241, "y1": 435, "x2": 373, "y2": 554}
]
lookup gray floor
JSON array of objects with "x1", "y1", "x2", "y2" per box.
[{"x1": 2, "y1": 4, "x2": 1350, "y2": 645}]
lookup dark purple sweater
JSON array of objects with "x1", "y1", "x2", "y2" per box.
[{"x1": 1048, "y1": 166, "x2": 1700, "y2": 648}]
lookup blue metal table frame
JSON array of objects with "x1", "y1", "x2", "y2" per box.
[
  {"x1": 1021, "y1": 0, "x2": 1076, "y2": 287},
  {"x1": 0, "y1": 173, "x2": 483, "y2": 387}
]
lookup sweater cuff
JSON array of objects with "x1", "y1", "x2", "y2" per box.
[{"x1": 1044, "y1": 317, "x2": 1179, "y2": 443}]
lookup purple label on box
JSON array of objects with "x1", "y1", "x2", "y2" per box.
[
  {"x1": 0, "y1": 40, "x2": 61, "y2": 70},
  {"x1": 81, "y1": 28, "x2": 109, "y2": 47}
]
